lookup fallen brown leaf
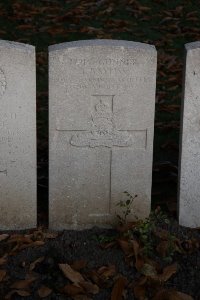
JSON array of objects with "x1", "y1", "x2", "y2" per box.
[
  {"x1": 130, "y1": 239, "x2": 140, "y2": 258},
  {"x1": 111, "y1": 277, "x2": 127, "y2": 300},
  {"x1": 158, "y1": 263, "x2": 177, "y2": 282},
  {"x1": 62, "y1": 284, "x2": 84, "y2": 296},
  {"x1": 97, "y1": 264, "x2": 116, "y2": 279},
  {"x1": 133, "y1": 276, "x2": 147, "y2": 300},
  {"x1": 100, "y1": 240, "x2": 116, "y2": 249},
  {"x1": 0, "y1": 255, "x2": 7, "y2": 266},
  {"x1": 117, "y1": 221, "x2": 137, "y2": 233},
  {"x1": 117, "y1": 239, "x2": 134, "y2": 256},
  {"x1": 0, "y1": 233, "x2": 9, "y2": 242},
  {"x1": 135, "y1": 254, "x2": 145, "y2": 272},
  {"x1": 153, "y1": 288, "x2": 193, "y2": 300},
  {"x1": 0, "y1": 269, "x2": 6, "y2": 282},
  {"x1": 156, "y1": 241, "x2": 170, "y2": 257},
  {"x1": 86, "y1": 270, "x2": 102, "y2": 286},
  {"x1": 133, "y1": 283, "x2": 146, "y2": 300},
  {"x1": 29, "y1": 256, "x2": 45, "y2": 271},
  {"x1": 5, "y1": 289, "x2": 31, "y2": 299},
  {"x1": 11, "y1": 278, "x2": 35, "y2": 289},
  {"x1": 79, "y1": 281, "x2": 99, "y2": 295},
  {"x1": 71, "y1": 260, "x2": 87, "y2": 271},
  {"x1": 8, "y1": 235, "x2": 32, "y2": 244},
  {"x1": 153, "y1": 288, "x2": 169, "y2": 300},
  {"x1": 17, "y1": 24, "x2": 36, "y2": 30},
  {"x1": 59, "y1": 263, "x2": 85, "y2": 286},
  {"x1": 38, "y1": 285, "x2": 52, "y2": 298},
  {"x1": 19, "y1": 240, "x2": 45, "y2": 250},
  {"x1": 33, "y1": 228, "x2": 58, "y2": 241},
  {"x1": 27, "y1": 230, "x2": 45, "y2": 241},
  {"x1": 174, "y1": 291, "x2": 194, "y2": 300},
  {"x1": 153, "y1": 228, "x2": 170, "y2": 240}
]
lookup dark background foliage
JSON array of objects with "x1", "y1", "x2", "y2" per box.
[{"x1": 1, "y1": 0, "x2": 199, "y2": 224}]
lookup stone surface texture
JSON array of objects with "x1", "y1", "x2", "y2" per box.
[
  {"x1": 49, "y1": 39, "x2": 157, "y2": 229},
  {"x1": 0, "y1": 40, "x2": 36, "y2": 229},
  {"x1": 178, "y1": 42, "x2": 200, "y2": 228}
]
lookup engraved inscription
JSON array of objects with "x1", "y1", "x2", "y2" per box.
[
  {"x1": 70, "y1": 96, "x2": 133, "y2": 148},
  {"x1": 0, "y1": 135, "x2": 14, "y2": 143},
  {"x1": 66, "y1": 77, "x2": 149, "y2": 91},
  {"x1": 0, "y1": 68, "x2": 7, "y2": 97},
  {"x1": 61, "y1": 55, "x2": 153, "y2": 92},
  {"x1": 0, "y1": 113, "x2": 17, "y2": 144},
  {"x1": 0, "y1": 170, "x2": 7, "y2": 176},
  {"x1": 67, "y1": 58, "x2": 136, "y2": 66},
  {"x1": 82, "y1": 67, "x2": 131, "y2": 75},
  {"x1": 0, "y1": 162, "x2": 7, "y2": 176}
]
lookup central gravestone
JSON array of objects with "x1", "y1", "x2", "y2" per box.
[{"x1": 49, "y1": 40, "x2": 157, "y2": 229}]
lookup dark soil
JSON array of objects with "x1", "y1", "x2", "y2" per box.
[{"x1": 1, "y1": 222, "x2": 200, "y2": 299}]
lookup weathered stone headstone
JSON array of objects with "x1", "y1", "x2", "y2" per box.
[
  {"x1": 0, "y1": 40, "x2": 36, "y2": 229},
  {"x1": 49, "y1": 40, "x2": 157, "y2": 229},
  {"x1": 178, "y1": 42, "x2": 200, "y2": 228}
]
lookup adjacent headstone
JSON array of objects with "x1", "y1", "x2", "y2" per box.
[
  {"x1": 0, "y1": 40, "x2": 36, "y2": 229},
  {"x1": 49, "y1": 40, "x2": 157, "y2": 229},
  {"x1": 178, "y1": 42, "x2": 200, "y2": 228}
]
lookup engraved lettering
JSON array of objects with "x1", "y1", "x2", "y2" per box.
[
  {"x1": 66, "y1": 77, "x2": 149, "y2": 91},
  {"x1": 0, "y1": 136, "x2": 14, "y2": 143},
  {"x1": 0, "y1": 162, "x2": 7, "y2": 176},
  {"x1": 67, "y1": 58, "x2": 136, "y2": 66},
  {"x1": 0, "y1": 68, "x2": 7, "y2": 97},
  {"x1": 0, "y1": 113, "x2": 17, "y2": 145},
  {"x1": 0, "y1": 170, "x2": 7, "y2": 176},
  {"x1": 83, "y1": 67, "x2": 129, "y2": 75}
]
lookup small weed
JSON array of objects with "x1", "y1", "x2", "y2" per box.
[
  {"x1": 136, "y1": 219, "x2": 155, "y2": 256},
  {"x1": 92, "y1": 234, "x2": 116, "y2": 244},
  {"x1": 163, "y1": 235, "x2": 177, "y2": 263},
  {"x1": 116, "y1": 191, "x2": 138, "y2": 225},
  {"x1": 149, "y1": 207, "x2": 170, "y2": 227},
  {"x1": 134, "y1": 207, "x2": 175, "y2": 260},
  {"x1": 116, "y1": 193, "x2": 176, "y2": 261}
]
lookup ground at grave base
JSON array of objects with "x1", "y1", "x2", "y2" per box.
[{"x1": 0, "y1": 209, "x2": 199, "y2": 300}]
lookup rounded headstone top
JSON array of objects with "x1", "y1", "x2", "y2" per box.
[
  {"x1": 49, "y1": 39, "x2": 156, "y2": 52},
  {"x1": 185, "y1": 41, "x2": 200, "y2": 51},
  {"x1": 0, "y1": 40, "x2": 35, "y2": 52}
]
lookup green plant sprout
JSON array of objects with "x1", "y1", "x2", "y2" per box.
[
  {"x1": 116, "y1": 195, "x2": 176, "y2": 260},
  {"x1": 135, "y1": 208, "x2": 175, "y2": 258},
  {"x1": 116, "y1": 191, "x2": 138, "y2": 225}
]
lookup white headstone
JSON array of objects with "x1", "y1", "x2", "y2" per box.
[
  {"x1": 49, "y1": 40, "x2": 157, "y2": 229},
  {"x1": 178, "y1": 42, "x2": 200, "y2": 228},
  {"x1": 0, "y1": 40, "x2": 36, "y2": 230}
]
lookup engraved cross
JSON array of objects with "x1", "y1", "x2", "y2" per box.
[{"x1": 57, "y1": 94, "x2": 147, "y2": 216}]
